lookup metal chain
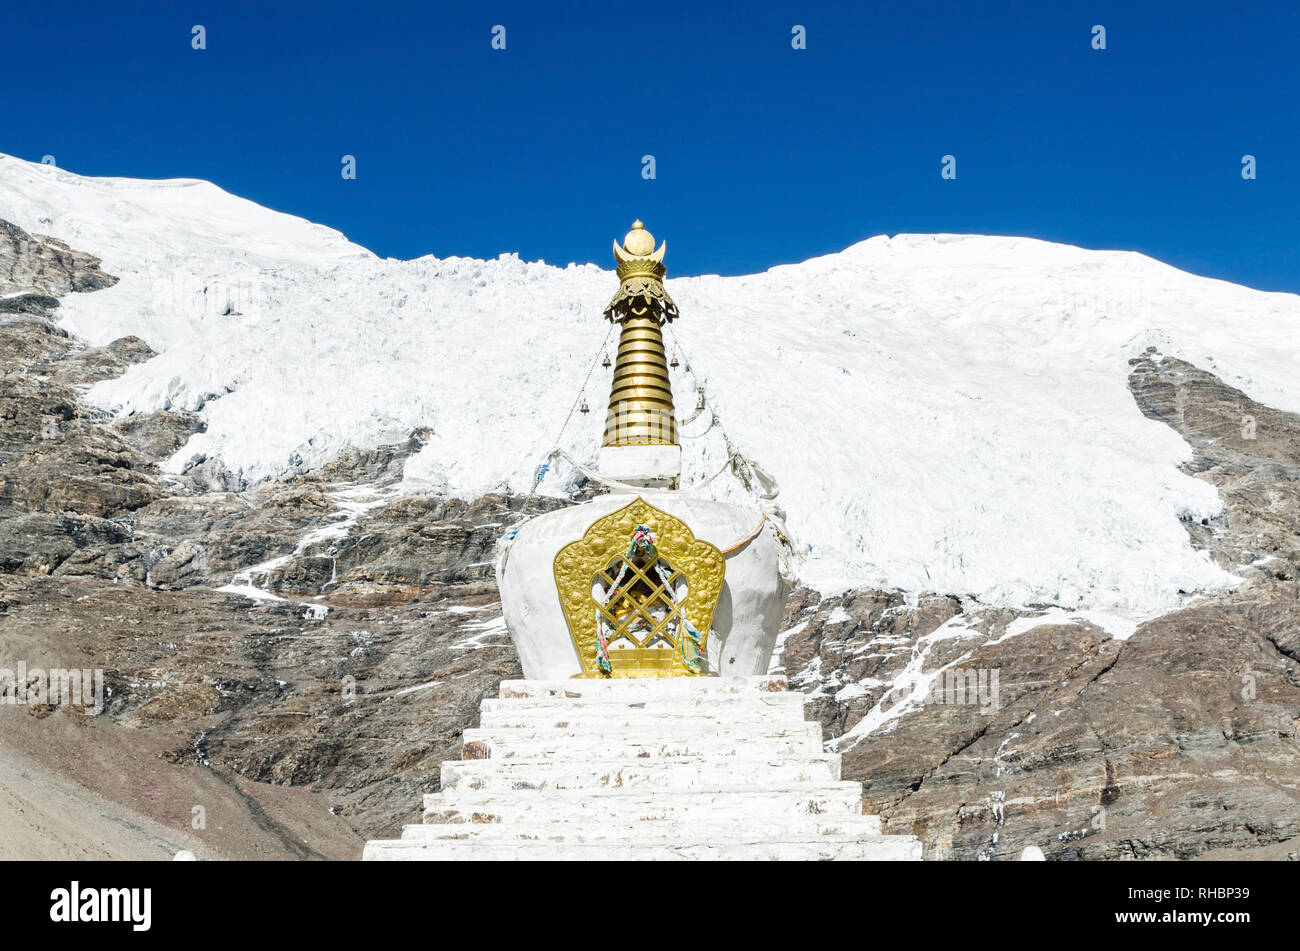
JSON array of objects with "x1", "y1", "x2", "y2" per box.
[
  {"x1": 665, "y1": 322, "x2": 799, "y2": 559},
  {"x1": 506, "y1": 324, "x2": 615, "y2": 537},
  {"x1": 543, "y1": 323, "x2": 615, "y2": 476},
  {"x1": 664, "y1": 322, "x2": 747, "y2": 482}
]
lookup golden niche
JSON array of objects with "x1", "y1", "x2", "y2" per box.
[{"x1": 554, "y1": 497, "x2": 725, "y2": 678}]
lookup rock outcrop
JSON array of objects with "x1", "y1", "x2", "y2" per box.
[
  {"x1": 1128, "y1": 349, "x2": 1300, "y2": 583},
  {"x1": 0, "y1": 220, "x2": 118, "y2": 297},
  {"x1": 777, "y1": 587, "x2": 1299, "y2": 860}
]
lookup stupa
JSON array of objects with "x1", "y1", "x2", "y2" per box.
[
  {"x1": 363, "y1": 223, "x2": 922, "y2": 860},
  {"x1": 497, "y1": 220, "x2": 792, "y2": 681}
]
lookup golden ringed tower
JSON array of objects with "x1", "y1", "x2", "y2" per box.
[{"x1": 602, "y1": 220, "x2": 679, "y2": 449}]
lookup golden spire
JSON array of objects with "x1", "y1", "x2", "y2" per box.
[{"x1": 602, "y1": 221, "x2": 678, "y2": 447}]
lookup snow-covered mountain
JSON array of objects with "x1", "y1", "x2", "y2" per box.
[{"x1": 5, "y1": 153, "x2": 1299, "y2": 621}]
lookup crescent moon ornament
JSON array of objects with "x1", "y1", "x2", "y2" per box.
[{"x1": 604, "y1": 219, "x2": 678, "y2": 325}]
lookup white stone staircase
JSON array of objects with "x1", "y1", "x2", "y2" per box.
[{"x1": 363, "y1": 675, "x2": 922, "y2": 860}]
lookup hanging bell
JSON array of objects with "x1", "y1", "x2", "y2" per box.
[
  {"x1": 670, "y1": 353, "x2": 680, "y2": 368},
  {"x1": 601, "y1": 353, "x2": 611, "y2": 368},
  {"x1": 579, "y1": 400, "x2": 589, "y2": 414}
]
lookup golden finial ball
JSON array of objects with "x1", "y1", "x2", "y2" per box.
[{"x1": 622, "y1": 220, "x2": 655, "y2": 256}]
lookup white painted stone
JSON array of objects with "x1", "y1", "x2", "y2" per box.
[
  {"x1": 477, "y1": 710, "x2": 801, "y2": 731},
  {"x1": 477, "y1": 690, "x2": 805, "y2": 715},
  {"x1": 364, "y1": 678, "x2": 922, "y2": 861},
  {"x1": 403, "y1": 815, "x2": 884, "y2": 840},
  {"x1": 424, "y1": 784, "x2": 869, "y2": 824},
  {"x1": 597, "y1": 444, "x2": 682, "y2": 490},
  {"x1": 440, "y1": 754, "x2": 842, "y2": 792},
  {"x1": 497, "y1": 674, "x2": 789, "y2": 699},
  {"x1": 459, "y1": 724, "x2": 823, "y2": 759},
  {"x1": 497, "y1": 495, "x2": 789, "y2": 681},
  {"x1": 365, "y1": 836, "x2": 921, "y2": 862}
]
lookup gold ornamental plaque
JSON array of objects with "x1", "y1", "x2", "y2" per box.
[{"x1": 553, "y1": 497, "x2": 724, "y2": 678}]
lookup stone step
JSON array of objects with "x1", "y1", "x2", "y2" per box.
[
  {"x1": 440, "y1": 754, "x2": 841, "y2": 792},
  {"x1": 499, "y1": 675, "x2": 788, "y2": 700},
  {"x1": 479, "y1": 691, "x2": 805, "y2": 716},
  {"x1": 424, "y1": 783, "x2": 869, "y2": 824},
  {"x1": 361, "y1": 671, "x2": 924, "y2": 861},
  {"x1": 363, "y1": 834, "x2": 923, "y2": 861},
  {"x1": 463, "y1": 720, "x2": 825, "y2": 746},
  {"x1": 477, "y1": 708, "x2": 804, "y2": 731},
  {"x1": 403, "y1": 814, "x2": 883, "y2": 842},
  {"x1": 460, "y1": 724, "x2": 824, "y2": 760}
]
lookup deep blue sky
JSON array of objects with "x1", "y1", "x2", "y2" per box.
[{"x1": 3, "y1": 0, "x2": 1297, "y2": 290}]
